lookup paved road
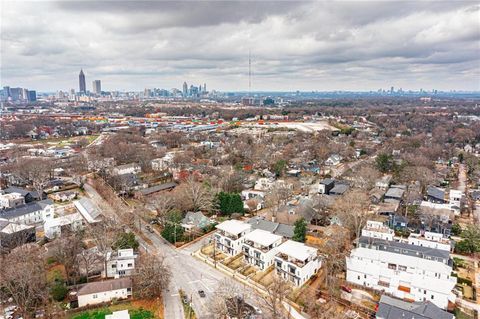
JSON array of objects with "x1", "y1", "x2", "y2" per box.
[{"x1": 84, "y1": 181, "x2": 263, "y2": 319}]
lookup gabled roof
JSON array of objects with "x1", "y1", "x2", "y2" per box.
[
  {"x1": 0, "y1": 199, "x2": 53, "y2": 220},
  {"x1": 427, "y1": 186, "x2": 445, "y2": 200},
  {"x1": 78, "y1": 278, "x2": 132, "y2": 296},
  {"x1": 376, "y1": 295, "x2": 453, "y2": 319},
  {"x1": 247, "y1": 217, "x2": 294, "y2": 238}
]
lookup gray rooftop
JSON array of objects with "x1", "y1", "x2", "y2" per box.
[
  {"x1": 427, "y1": 186, "x2": 445, "y2": 200},
  {"x1": 385, "y1": 187, "x2": 405, "y2": 199},
  {"x1": 329, "y1": 184, "x2": 348, "y2": 195},
  {"x1": 358, "y1": 236, "x2": 451, "y2": 265},
  {"x1": 138, "y1": 182, "x2": 177, "y2": 196},
  {"x1": 376, "y1": 295, "x2": 453, "y2": 319},
  {"x1": 0, "y1": 199, "x2": 53, "y2": 220},
  {"x1": 247, "y1": 217, "x2": 294, "y2": 238}
]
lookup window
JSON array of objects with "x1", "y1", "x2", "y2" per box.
[
  {"x1": 388, "y1": 263, "x2": 397, "y2": 270},
  {"x1": 112, "y1": 264, "x2": 116, "y2": 268},
  {"x1": 398, "y1": 265, "x2": 407, "y2": 271},
  {"x1": 93, "y1": 294, "x2": 98, "y2": 299},
  {"x1": 127, "y1": 263, "x2": 133, "y2": 267},
  {"x1": 431, "y1": 295, "x2": 434, "y2": 300}
]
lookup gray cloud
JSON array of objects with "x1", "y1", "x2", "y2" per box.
[{"x1": 1, "y1": 0, "x2": 479, "y2": 92}]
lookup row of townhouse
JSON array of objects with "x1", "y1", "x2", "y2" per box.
[
  {"x1": 214, "y1": 220, "x2": 321, "y2": 287},
  {"x1": 346, "y1": 221, "x2": 456, "y2": 310}
]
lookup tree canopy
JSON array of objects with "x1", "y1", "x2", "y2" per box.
[
  {"x1": 292, "y1": 218, "x2": 307, "y2": 243},
  {"x1": 215, "y1": 192, "x2": 244, "y2": 216}
]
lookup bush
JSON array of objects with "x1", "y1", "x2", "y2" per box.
[
  {"x1": 50, "y1": 283, "x2": 68, "y2": 301},
  {"x1": 215, "y1": 192, "x2": 244, "y2": 216},
  {"x1": 113, "y1": 232, "x2": 139, "y2": 250}
]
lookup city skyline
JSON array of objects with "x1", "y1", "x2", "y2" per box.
[{"x1": 1, "y1": 1, "x2": 479, "y2": 92}]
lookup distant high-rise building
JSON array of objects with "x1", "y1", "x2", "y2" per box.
[
  {"x1": 2, "y1": 86, "x2": 10, "y2": 98},
  {"x1": 27, "y1": 90, "x2": 36, "y2": 102},
  {"x1": 79, "y1": 69, "x2": 86, "y2": 94},
  {"x1": 390, "y1": 86, "x2": 394, "y2": 94},
  {"x1": 203, "y1": 83, "x2": 206, "y2": 92},
  {"x1": 21, "y1": 88, "x2": 29, "y2": 101},
  {"x1": 9, "y1": 88, "x2": 22, "y2": 101},
  {"x1": 92, "y1": 80, "x2": 101, "y2": 95},
  {"x1": 182, "y1": 82, "x2": 188, "y2": 97}
]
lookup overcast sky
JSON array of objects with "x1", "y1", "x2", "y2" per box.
[{"x1": 1, "y1": 0, "x2": 479, "y2": 92}]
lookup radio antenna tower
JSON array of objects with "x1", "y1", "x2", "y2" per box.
[{"x1": 248, "y1": 50, "x2": 252, "y2": 97}]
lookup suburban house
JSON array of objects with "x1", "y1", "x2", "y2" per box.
[
  {"x1": 241, "y1": 189, "x2": 265, "y2": 211},
  {"x1": 448, "y1": 189, "x2": 463, "y2": 211},
  {"x1": 346, "y1": 236, "x2": 456, "y2": 309},
  {"x1": 77, "y1": 277, "x2": 132, "y2": 308},
  {"x1": 3, "y1": 186, "x2": 45, "y2": 203},
  {"x1": 151, "y1": 152, "x2": 175, "y2": 171},
  {"x1": 316, "y1": 179, "x2": 335, "y2": 195},
  {"x1": 105, "y1": 249, "x2": 137, "y2": 278},
  {"x1": 426, "y1": 186, "x2": 446, "y2": 204},
  {"x1": 0, "y1": 219, "x2": 35, "y2": 250},
  {"x1": 247, "y1": 217, "x2": 294, "y2": 238},
  {"x1": 44, "y1": 212, "x2": 85, "y2": 239},
  {"x1": 270, "y1": 197, "x2": 316, "y2": 226},
  {"x1": 376, "y1": 295, "x2": 454, "y2": 319},
  {"x1": 242, "y1": 229, "x2": 283, "y2": 271},
  {"x1": 0, "y1": 199, "x2": 54, "y2": 225},
  {"x1": 274, "y1": 240, "x2": 321, "y2": 287},
  {"x1": 111, "y1": 163, "x2": 141, "y2": 176},
  {"x1": 50, "y1": 191, "x2": 77, "y2": 202},
  {"x1": 384, "y1": 185, "x2": 405, "y2": 202},
  {"x1": 375, "y1": 175, "x2": 393, "y2": 190},
  {"x1": 0, "y1": 192, "x2": 25, "y2": 209},
  {"x1": 325, "y1": 154, "x2": 342, "y2": 166},
  {"x1": 329, "y1": 183, "x2": 349, "y2": 196},
  {"x1": 181, "y1": 211, "x2": 213, "y2": 231},
  {"x1": 214, "y1": 220, "x2": 252, "y2": 256}
]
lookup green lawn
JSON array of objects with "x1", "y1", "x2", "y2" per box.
[{"x1": 71, "y1": 307, "x2": 153, "y2": 319}]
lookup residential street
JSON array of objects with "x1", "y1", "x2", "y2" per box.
[{"x1": 84, "y1": 181, "x2": 262, "y2": 319}]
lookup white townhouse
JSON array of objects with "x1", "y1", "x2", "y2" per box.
[
  {"x1": 361, "y1": 220, "x2": 394, "y2": 241},
  {"x1": 407, "y1": 231, "x2": 452, "y2": 252},
  {"x1": 112, "y1": 163, "x2": 141, "y2": 176},
  {"x1": 105, "y1": 249, "x2": 137, "y2": 278},
  {"x1": 0, "y1": 192, "x2": 25, "y2": 209},
  {"x1": 214, "y1": 220, "x2": 251, "y2": 256},
  {"x1": 0, "y1": 199, "x2": 54, "y2": 225},
  {"x1": 274, "y1": 240, "x2": 321, "y2": 287},
  {"x1": 346, "y1": 236, "x2": 456, "y2": 309},
  {"x1": 242, "y1": 229, "x2": 283, "y2": 271},
  {"x1": 77, "y1": 277, "x2": 132, "y2": 308}
]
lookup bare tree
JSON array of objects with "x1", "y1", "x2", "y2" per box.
[
  {"x1": 149, "y1": 193, "x2": 175, "y2": 226},
  {"x1": 10, "y1": 157, "x2": 53, "y2": 198},
  {"x1": 177, "y1": 176, "x2": 214, "y2": 212},
  {"x1": 132, "y1": 253, "x2": 171, "y2": 299},
  {"x1": 87, "y1": 218, "x2": 119, "y2": 277},
  {"x1": 51, "y1": 232, "x2": 84, "y2": 285},
  {"x1": 265, "y1": 183, "x2": 292, "y2": 219},
  {"x1": 208, "y1": 279, "x2": 251, "y2": 319},
  {"x1": 332, "y1": 189, "x2": 371, "y2": 239},
  {"x1": 260, "y1": 275, "x2": 292, "y2": 319},
  {"x1": 78, "y1": 248, "x2": 102, "y2": 282},
  {"x1": 0, "y1": 245, "x2": 48, "y2": 318}
]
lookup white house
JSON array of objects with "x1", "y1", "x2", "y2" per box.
[
  {"x1": 106, "y1": 310, "x2": 130, "y2": 319},
  {"x1": 346, "y1": 236, "x2": 456, "y2": 309},
  {"x1": 449, "y1": 189, "x2": 463, "y2": 210},
  {"x1": 112, "y1": 163, "x2": 141, "y2": 176},
  {"x1": 0, "y1": 192, "x2": 25, "y2": 209},
  {"x1": 77, "y1": 277, "x2": 132, "y2": 308},
  {"x1": 0, "y1": 199, "x2": 54, "y2": 225},
  {"x1": 274, "y1": 240, "x2": 321, "y2": 287},
  {"x1": 214, "y1": 220, "x2": 251, "y2": 256},
  {"x1": 151, "y1": 152, "x2": 175, "y2": 171},
  {"x1": 242, "y1": 229, "x2": 283, "y2": 271},
  {"x1": 407, "y1": 232, "x2": 452, "y2": 252},
  {"x1": 325, "y1": 154, "x2": 342, "y2": 166},
  {"x1": 361, "y1": 220, "x2": 394, "y2": 241},
  {"x1": 105, "y1": 249, "x2": 137, "y2": 278},
  {"x1": 254, "y1": 178, "x2": 275, "y2": 191},
  {"x1": 44, "y1": 212, "x2": 85, "y2": 238}
]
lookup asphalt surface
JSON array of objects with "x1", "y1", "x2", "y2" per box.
[{"x1": 84, "y1": 181, "x2": 262, "y2": 319}]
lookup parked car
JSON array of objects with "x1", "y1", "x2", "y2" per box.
[
  {"x1": 145, "y1": 225, "x2": 154, "y2": 233},
  {"x1": 341, "y1": 285, "x2": 352, "y2": 293},
  {"x1": 198, "y1": 290, "x2": 206, "y2": 298}
]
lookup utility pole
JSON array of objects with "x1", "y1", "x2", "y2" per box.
[{"x1": 213, "y1": 236, "x2": 217, "y2": 268}]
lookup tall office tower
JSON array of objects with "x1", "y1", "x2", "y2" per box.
[
  {"x1": 203, "y1": 83, "x2": 206, "y2": 92},
  {"x1": 21, "y1": 88, "x2": 29, "y2": 101},
  {"x1": 92, "y1": 80, "x2": 101, "y2": 95},
  {"x1": 27, "y1": 90, "x2": 36, "y2": 102},
  {"x1": 182, "y1": 82, "x2": 188, "y2": 97},
  {"x1": 3, "y1": 86, "x2": 10, "y2": 98},
  {"x1": 79, "y1": 69, "x2": 86, "y2": 94}
]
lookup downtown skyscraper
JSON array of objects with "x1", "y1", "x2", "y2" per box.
[{"x1": 79, "y1": 69, "x2": 86, "y2": 94}]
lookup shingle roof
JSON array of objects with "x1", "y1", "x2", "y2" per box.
[
  {"x1": 78, "y1": 278, "x2": 132, "y2": 296},
  {"x1": 427, "y1": 186, "x2": 445, "y2": 201},
  {"x1": 358, "y1": 236, "x2": 450, "y2": 264},
  {"x1": 138, "y1": 182, "x2": 177, "y2": 195},
  {"x1": 376, "y1": 295, "x2": 453, "y2": 319},
  {"x1": 247, "y1": 217, "x2": 294, "y2": 238},
  {"x1": 0, "y1": 199, "x2": 53, "y2": 219}
]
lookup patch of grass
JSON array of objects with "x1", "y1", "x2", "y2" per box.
[{"x1": 71, "y1": 307, "x2": 154, "y2": 319}]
